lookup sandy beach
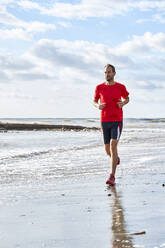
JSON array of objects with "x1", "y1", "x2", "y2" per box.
[
  {"x1": 1, "y1": 172, "x2": 165, "y2": 248},
  {"x1": 0, "y1": 118, "x2": 165, "y2": 248}
]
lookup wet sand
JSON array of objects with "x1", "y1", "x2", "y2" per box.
[{"x1": 0, "y1": 172, "x2": 165, "y2": 248}]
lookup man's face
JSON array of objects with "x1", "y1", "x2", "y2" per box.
[{"x1": 104, "y1": 66, "x2": 116, "y2": 81}]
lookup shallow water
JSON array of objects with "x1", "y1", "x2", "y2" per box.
[{"x1": 0, "y1": 118, "x2": 164, "y2": 185}]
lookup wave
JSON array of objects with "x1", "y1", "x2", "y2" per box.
[
  {"x1": 0, "y1": 143, "x2": 102, "y2": 164},
  {"x1": 127, "y1": 118, "x2": 165, "y2": 123},
  {"x1": 86, "y1": 119, "x2": 97, "y2": 122},
  {"x1": 148, "y1": 118, "x2": 165, "y2": 123}
]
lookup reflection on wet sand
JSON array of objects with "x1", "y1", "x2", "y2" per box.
[{"x1": 108, "y1": 186, "x2": 134, "y2": 248}]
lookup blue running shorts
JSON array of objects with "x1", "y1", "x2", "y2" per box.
[{"x1": 101, "y1": 121, "x2": 123, "y2": 144}]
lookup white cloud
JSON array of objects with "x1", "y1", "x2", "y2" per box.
[
  {"x1": 58, "y1": 21, "x2": 71, "y2": 28},
  {"x1": 2, "y1": 0, "x2": 165, "y2": 23},
  {"x1": 16, "y1": 0, "x2": 42, "y2": 10},
  {"x1": 2, "y1": 34, "x2": 165, "y2": 88},
  {"x1": 0, "y1": 54, "x2": 34, "y2": 71},
  {"x1": 114, "y1": 32, "x2": 165, "y2": 56},
  {"x1": 17, "y1": 0, "x2": 133, "y2": 19},
  {"x1": 27, "y1": 38, "x2": 136, "y2": 82},
  {"x1": 0, "y1": 28, "x2": 32, "y2": 40},
  {"x1": 0, "y1": 6, "x2": 56, "y2": 40},
  {"x1": 135, "y1": 80, "x2": 163, "y2": 90},
  {"x1": 1, "y1": 1, "x2": 165, "y2": 118},
  {"x1": 0, "y1": 7, "x2": 22, "y2": 26},
  {"x1": 137, "y1": 12, "x2": 165, "y2": 24},
  {"x1": 133, "y1": 1, "x2": 165, "y2": 11},
  {"x1": 14, "y1": 72, "x2": 52, "y2": 81},
  {"x1": 0, "y1": 51, "x2": 53, "y2": 84},
  {"x1": 25, "y1": 21, "x2": 56, "y2": 33},
  {"x1": 1, "y1": 34, "x2": 164, "y2": 95},
  {"x1": 0, "y1": 0, "x2": 14, "y2": 6},
  {"x1": 136, "y1": 18, "x2": 151, "y2": 24},
  {"x1": 0, "y1": 70, "x2": 8, "y2": 82},
  {"x1": 153, "y1": 13, "x2": 165, "y2": 23},
  {"x1": 0, "y1": 33, "x2": 165, "y2": 117},
  {"x1": 16, "y1": 0, "x2": 165, "y2": 20}
]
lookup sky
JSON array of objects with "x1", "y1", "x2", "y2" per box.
[{"x1": 0, "y1": 0, "x2": 165, "y2": 118}]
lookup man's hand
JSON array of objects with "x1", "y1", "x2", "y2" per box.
[
  {"x1": 117, "y1": 100, "x2": 124, "y2": 108},
  {"x1": 93, "y1": 100, "x2": 106, "y2": 110},
  {"x1": 117, "y1": 96, "x2": 129, "y2": 108},
  {"x1": 98, "y1": 103, "x2": 106, "y2": 110}
]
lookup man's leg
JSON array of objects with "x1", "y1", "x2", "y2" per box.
[
  {"x1": 104, "y1": 144, "x2": 111, "y2": 156},
  {"x1": 105, "y1": 139, "x2": 119, "y2": 185},
  {"x1": 105, "y1": 122, "x2": 122, "y2": 185},
  {"x1": 110, "y1": 139, "x2": 118, "y2": 176},
  {"x1": 104, "y1": 143, "x2": 120, "y2": 163},
  {"x1": 110, "y1": 121, "x2": 122, "y2": 176},
  {"x1": 102, "y1": 122, "x2": 111, "y2": 156}
]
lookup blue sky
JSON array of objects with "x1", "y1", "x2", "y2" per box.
[{"x1": 0, "y1": 0, "x2": 165, "y2": 118}]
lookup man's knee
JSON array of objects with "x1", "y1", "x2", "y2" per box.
[
  {"x1": 104, "y1": 144, "x2": 111, "y2": 156},
  {"x1": 110, "y1": 140, "x2": 118, "y2": 152}
]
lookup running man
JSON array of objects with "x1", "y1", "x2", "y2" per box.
[{"x1": 93, "y1": 64, "x2": 129, "y2": 185}]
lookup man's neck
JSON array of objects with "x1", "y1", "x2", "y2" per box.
[{"x1": 105, "y1": 80, "x2": 115, "y2": 85}]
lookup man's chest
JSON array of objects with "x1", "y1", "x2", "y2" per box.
[{"x1": 100, "y1": 87, "x2": 122, "y2": 100}]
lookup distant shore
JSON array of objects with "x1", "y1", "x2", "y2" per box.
[
  {"x1": 0, "y1": 122, "x2": 100, "y2": 131},
  {"x1": 0, "y1": 117, "x2": 165, "y2": 131}
]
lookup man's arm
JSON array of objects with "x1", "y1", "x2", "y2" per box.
[
  {"x1": 93, "y1": 100, "x2": 106, "y2": 110},
  {"x1": 117, "y1": 96, "x2": 129, "y2": 108}
]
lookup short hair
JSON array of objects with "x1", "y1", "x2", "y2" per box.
[{"x1": 104, "y1": 64, "x2": 116, "y2": 72}]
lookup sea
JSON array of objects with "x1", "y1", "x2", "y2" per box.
[
  {"x1": 0, "y1": 118, "x2": 165, "y2": 248},
  {"x1": 0, "y1": 117, "x2": 165, "y2": 190}
]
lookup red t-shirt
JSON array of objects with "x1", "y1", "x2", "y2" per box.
[{"x1": 94, "y1": 82, "x2": 129, "y2": 122}]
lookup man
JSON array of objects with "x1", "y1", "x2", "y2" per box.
[{"x1": 93, "y1": 64, "x2": 129, "y2": 185}]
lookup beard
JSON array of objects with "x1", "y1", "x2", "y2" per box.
[{"x1": 106, "y1": 76, "x2": 113, "y2": 81}]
